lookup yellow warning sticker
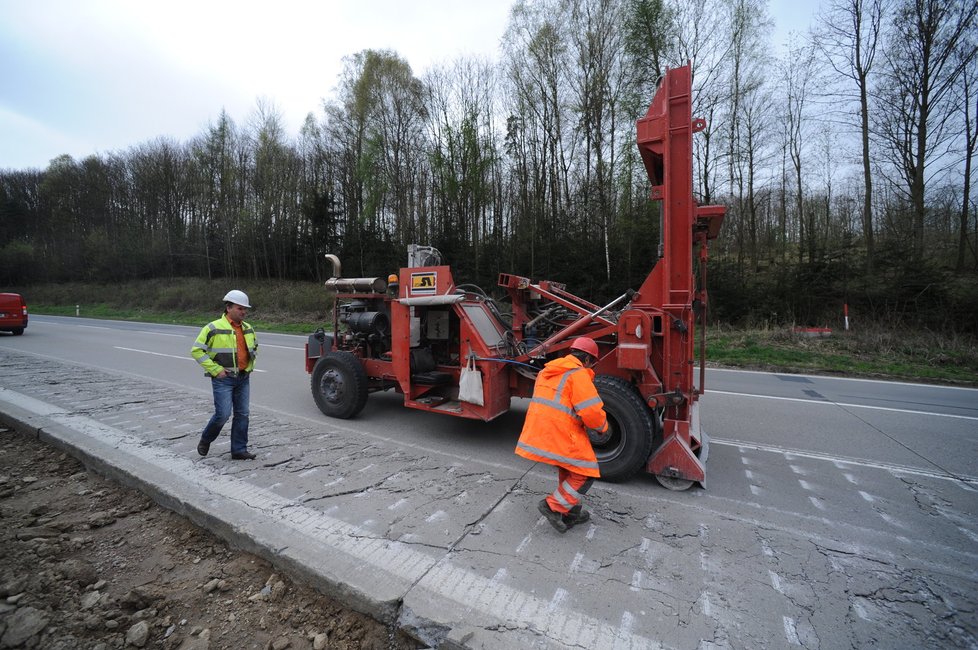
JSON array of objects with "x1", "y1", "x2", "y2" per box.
[{"x1": 410, "y1": 272, "x2": 437, "y2": 295}]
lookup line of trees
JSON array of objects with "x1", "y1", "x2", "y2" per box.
[{"x1": 2, "y1": 0, "x2": 976, "y2": 331}]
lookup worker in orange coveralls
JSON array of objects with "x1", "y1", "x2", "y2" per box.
[{"x1": 516, "y1": 337, "x2": 609, "y2": 533}]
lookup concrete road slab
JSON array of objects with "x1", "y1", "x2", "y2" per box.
[{"x1": 1, "y1": 348, "x2": 976, "y2": 649}]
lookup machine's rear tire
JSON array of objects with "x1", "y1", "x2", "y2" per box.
[
  {"x1": 11, "y1": 328, "x2": 24, "y2": 336},
  {"x1": 592, "y1": 376, "x2": 655, "y2": 482},
  {"x1": 311, "y1": 351, "x2": 368, "y2": 419}
]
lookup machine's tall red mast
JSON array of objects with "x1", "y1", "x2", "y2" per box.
[{"x1": 634, "y1": 64, "x2": 725, "y2": 487}]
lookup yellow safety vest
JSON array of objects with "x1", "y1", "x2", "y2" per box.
[{"x1": 191, "y1": 314, "x2": 258, "y2": 377}]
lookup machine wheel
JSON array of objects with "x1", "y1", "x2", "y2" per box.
[
  {"x1": 311, "y1": 351, "x2": 368, "y2": 419},
  {"x1": 11, "y1": 328, "x2": 24, "y2": 336},
  {"x1": 591, "y1": 376, "x2": 655, "y2": 482},
  {"x1": 655, "y1": 475, "x2": 694, "y2": 491}
]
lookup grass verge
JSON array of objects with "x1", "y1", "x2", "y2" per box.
[
  {"x1": 704, "y1": 324, "x2": 978, "y2": 386},
  {"x1": 14, "y1": 280, "x2": 978, "y2": 387}
]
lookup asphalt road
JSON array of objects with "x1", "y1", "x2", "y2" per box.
[{"x1": 1, "y1": 315, "x2": 976, "y2": 648}]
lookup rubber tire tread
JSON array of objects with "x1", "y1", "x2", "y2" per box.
[
  {"x1": 311, "y1": 351, "x2": 369, "y2": 419},
  {"x1": 593, "y1": 375, "x2": 655, "y2": 482}
]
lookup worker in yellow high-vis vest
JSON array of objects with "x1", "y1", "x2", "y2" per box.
[{"x1": 191, "y1": 290, "x2": 259, "y2": 460}]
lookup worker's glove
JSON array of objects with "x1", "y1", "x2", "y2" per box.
[
  {"x1": 588, "y1": 421, "x2": 609, "y2": 434},
  {"x1": 587, "y1": 427, "x2": 611, "y2": 443}
]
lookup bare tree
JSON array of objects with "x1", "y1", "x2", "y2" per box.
[
  {"x1": 815, "y1": 0, "x2": 886, "y2": 272},
  {"x1": 778, "y1": 44, "x2": 819, "y2": 264},
  {"x1": 324, "y1": 49, "x2": 426, "y2": 274},
  {"x1": 876, "y1": 0, "x2": 978, "y2": 260},
  {"x1": 423, "y1": 56, "x2": 500, "y2": 277},
  {"x1": 722, "y1": 0, "x2": 773, "y2": 270},
  {"x1": 623, "y1": 0, "x2": 674, "y2": 102},
  {"x1": 569, "y1": 0, "x2": 631, "y2": 281},
  {"x1": 956, "y1": 33, "x2": 978, "y2": 270},
  {"x1": 502, "y1": 0, "x2": 575, "y2": 276},
  {"x1": 190, "y1": 111, "x2": 243, "y2": 279},
  {"x1": 671, "y1": 0, "x2": 732, "y2": 204}
]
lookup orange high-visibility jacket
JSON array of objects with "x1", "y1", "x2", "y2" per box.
[{"x1": 515, "y1": 355, "x2": 609, "y2": 478}]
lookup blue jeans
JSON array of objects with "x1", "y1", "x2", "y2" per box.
[{"x1": 200, "y1": 374, "x2": 250, "y2": 454}]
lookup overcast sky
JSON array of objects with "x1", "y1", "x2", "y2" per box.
[{"x1": 0, "y1": 0, "x2": 822, "y2": 172}]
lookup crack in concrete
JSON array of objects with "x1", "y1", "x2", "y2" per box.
[
  {"x1": 299, "y1": 471, "x2": 406, "y2": 503},
  {"x1": 385, "y1": 464, "x2": 539, "y2": 638}
]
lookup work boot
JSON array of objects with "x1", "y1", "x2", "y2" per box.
[
  {"x1": 537, "y1": 499, "x2": 568, "y2": 533},
  {"x1": 562, "y1": 506, "x2": 590, "y2": 528},
  {"x1": 231, "y1": 451, "x2": 257, "y2": 460},
  {"x1": 196, "y1": 440, "x2": 210, "y2": 456}
]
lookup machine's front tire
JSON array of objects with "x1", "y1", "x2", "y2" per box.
[
  {"x1": 592, "y1": 375, "x2": 655, "y2": 481},
  {"x1": 311, "y1": 351, "x2": 368, "y2": 419}
]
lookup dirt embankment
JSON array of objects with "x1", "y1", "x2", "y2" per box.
[{"x1": 0, "y1": 425, "x2": 420, "y2": 650}]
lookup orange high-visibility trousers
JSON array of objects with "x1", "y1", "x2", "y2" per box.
[{"x1": 546, "y1": 467, "x2": 595, "y2": 514}]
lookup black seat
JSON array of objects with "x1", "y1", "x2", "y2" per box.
[{"x1": 410, "y1": 348, "x2": 453, "y2": 386}]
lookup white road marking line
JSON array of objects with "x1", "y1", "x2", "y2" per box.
[
  {"x1": 713, "y1": 438, "x2": 978, "y2": 484},
  {"x1": 569, "y1": 553, "x2": 584, "y2": 573},
  {"x1": 618, "y1": 611, "x2": 635, "y2": 646},
  {"x1": 709, "y1": 389, "x2": 977, "y2": 420},
  {"x1": 708, "y1": 366, "x2": 978, "y2": 391},
  {"x1": 630, "y1": 571, "x2": 642, "y2": 591},
  {"x1": 783, "y1": 616, "x2": 800, "y2": 645},
  {"x1": 548, "y1": 588, "x2": 568, "y2": 611},
  {"x1": 113, "y1": 347, "x2": 267, "y2": 372},
  {"x1": 701, "y1": 593, "x2": 713, "y2": 617},
  {"x1": 877, "y1": 511, "x2": 905, "y2": 528}
]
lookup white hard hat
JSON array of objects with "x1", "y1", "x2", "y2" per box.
[{"x1": 223, "y1": 289, "x2": 251, "y2": 308}]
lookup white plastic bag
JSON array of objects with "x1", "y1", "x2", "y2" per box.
[{"x1": 458, "y1": 356, "x2": 484, "y2": 406}]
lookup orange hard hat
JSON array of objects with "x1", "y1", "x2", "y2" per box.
[{"x1": 569, "y1": 337, "x2": 599, "y2": 359}]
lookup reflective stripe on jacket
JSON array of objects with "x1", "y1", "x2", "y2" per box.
[
  {"x1": 190, "y1": 314, "x2": 258, "y2": 377},
  {"x1": 515, "y1": 355, "x2": 609, "y2": 478}
]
